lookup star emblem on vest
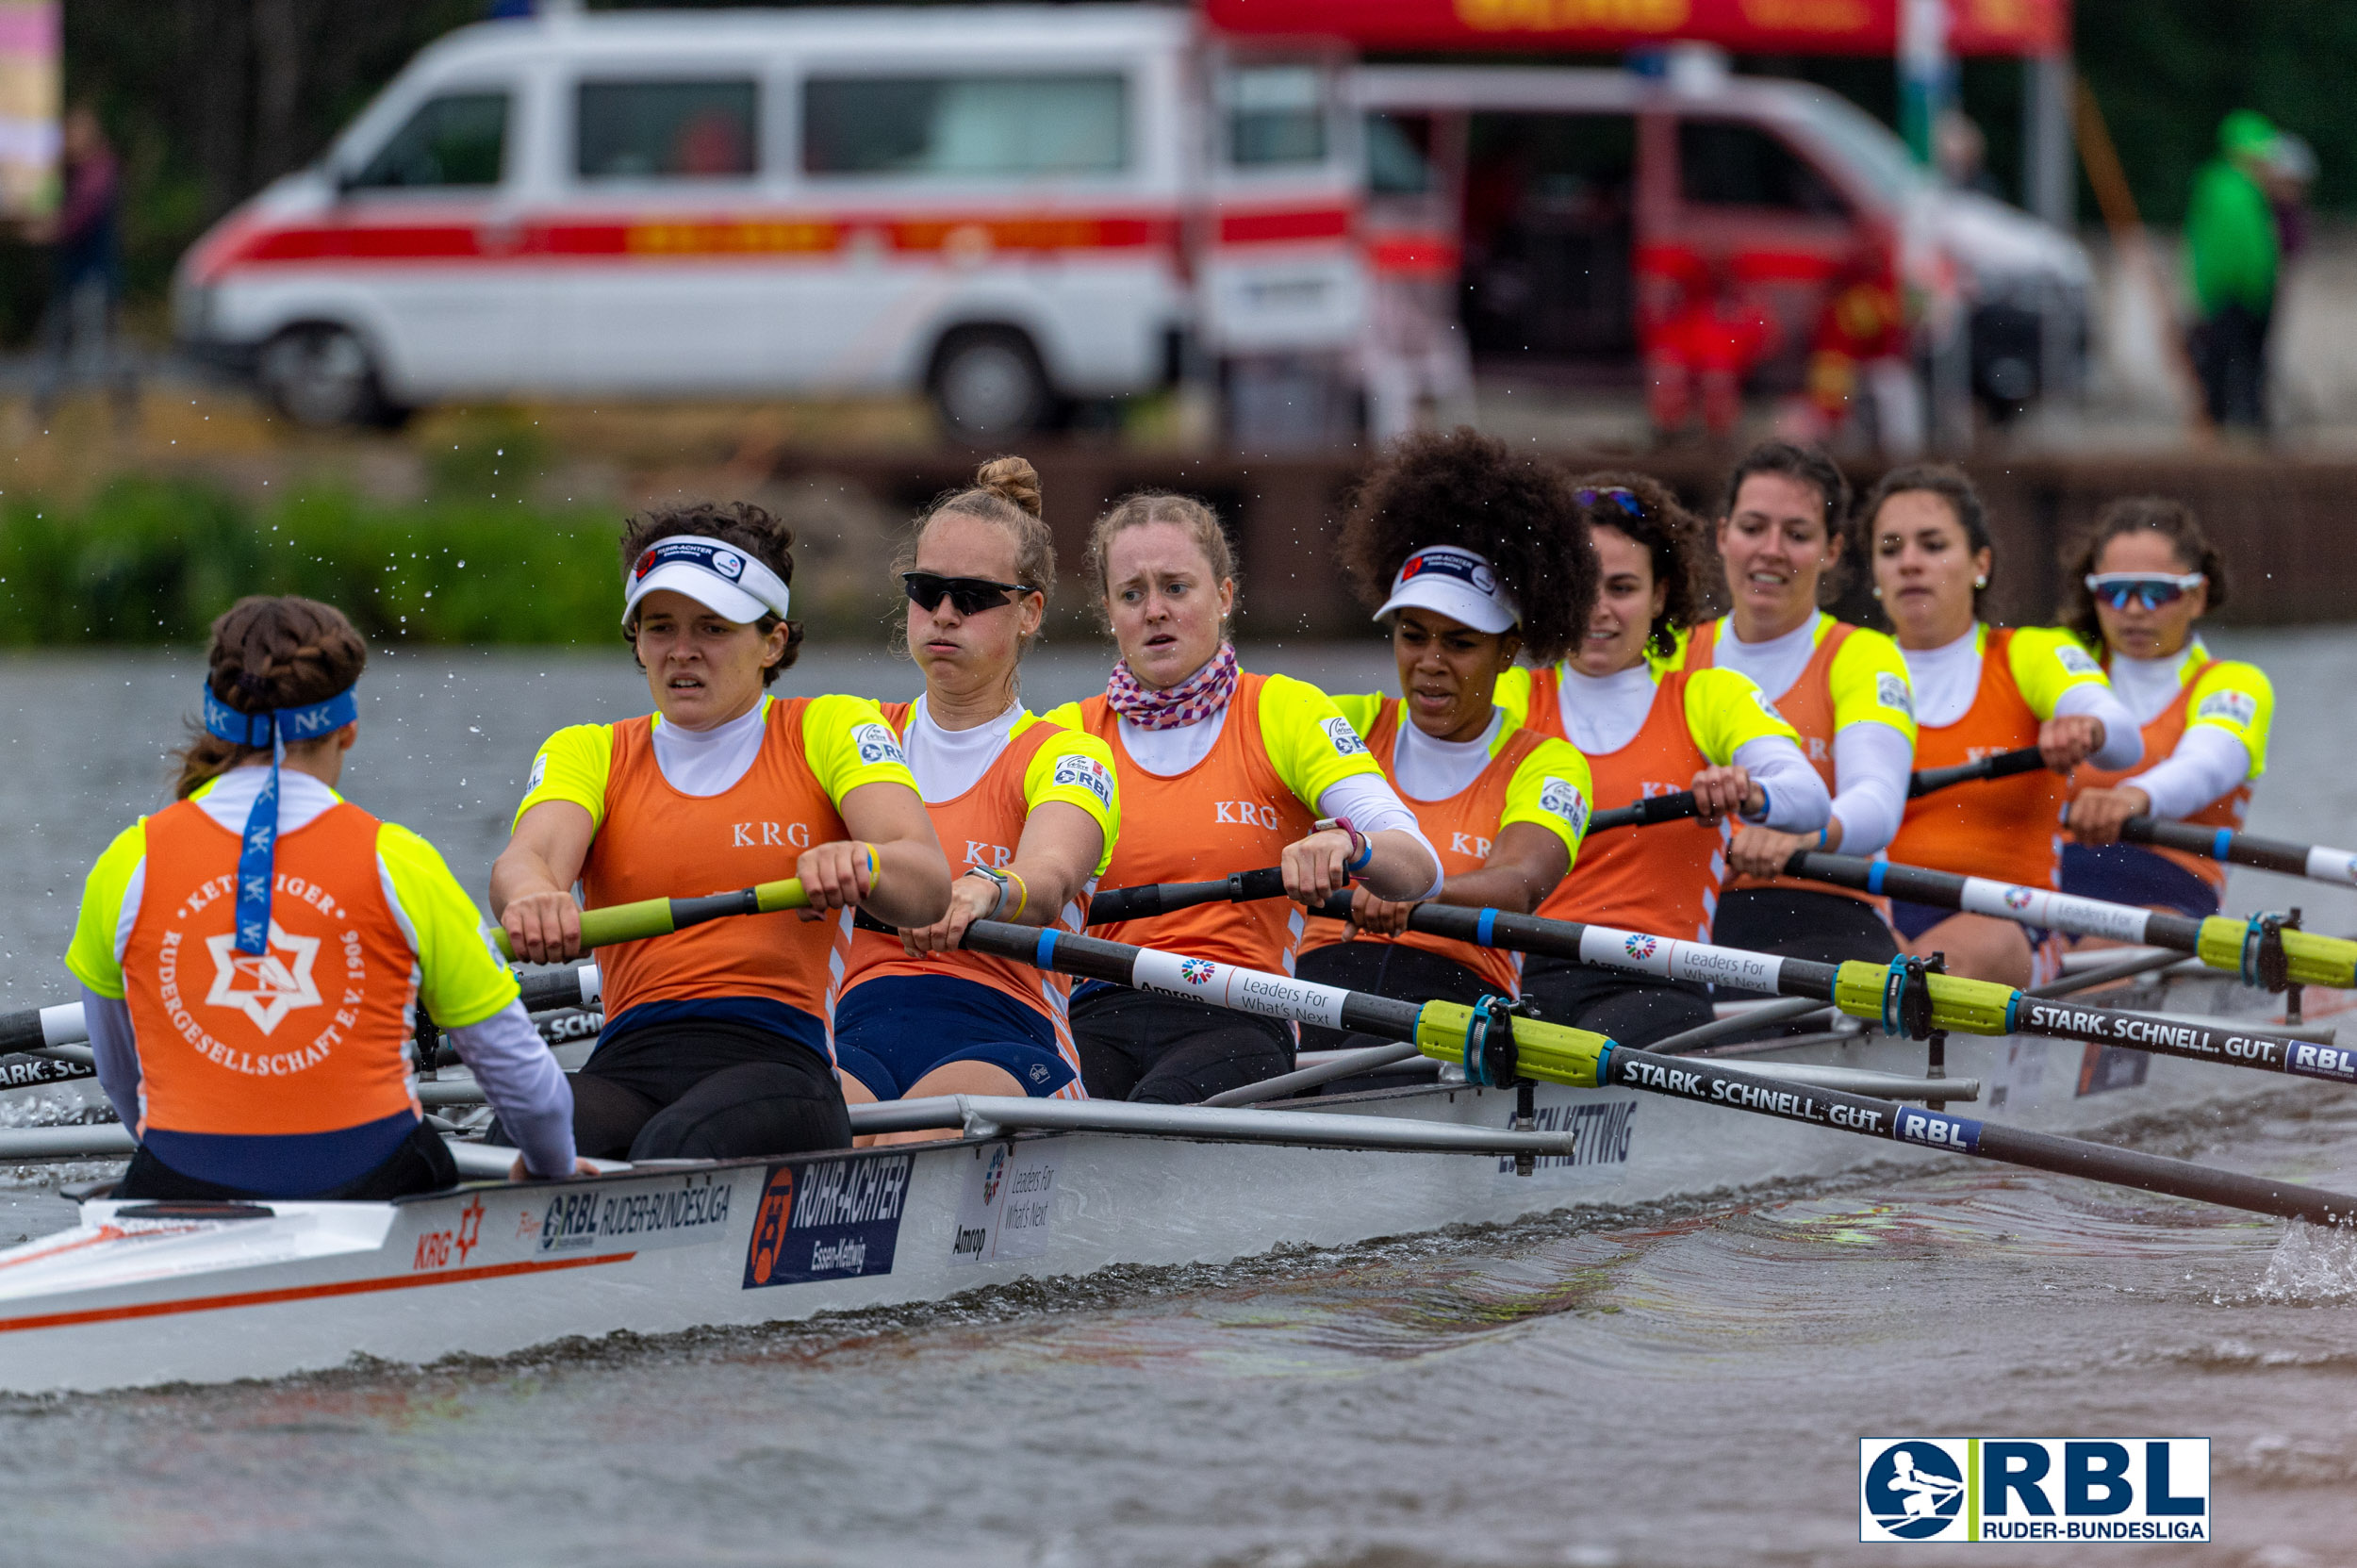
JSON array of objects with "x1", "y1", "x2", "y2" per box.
[{"x1": 204, "y1": 921, "x2": 323, "y2": 1034}]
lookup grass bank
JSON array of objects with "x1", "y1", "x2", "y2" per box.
[{"x1": 0, "y1": 478, "x2": 625, "y2": 645}]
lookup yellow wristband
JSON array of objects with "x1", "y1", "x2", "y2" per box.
[
  {"x1": 1004, "y1": 869, "x2": 1028, "y2": 921},
  {"x1": 863, "y1": 844, "x2": 879, "y2": 897}
]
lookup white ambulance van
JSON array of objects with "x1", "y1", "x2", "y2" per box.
[{"x1": 173, "y1": 6, "x2": 1364, "y2": 439}]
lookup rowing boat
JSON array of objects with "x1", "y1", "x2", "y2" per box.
[{"x1": 0, "y1": 935, "x2": 2332, "y2": 1394}]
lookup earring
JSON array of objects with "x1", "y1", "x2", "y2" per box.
[
  {"x1": 1871, "y1": 585, "x2": 1883, "y2": 599},
  {"x1": 1974, "y1": 576, "x2": 1987, "y2": 588}
]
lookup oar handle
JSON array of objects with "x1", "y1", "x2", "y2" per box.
[
  {"x1": 1585, "y1": 792, "x2": 1704, "y2": 834},
  {"x1": 491, "y1": 878, "x2": 808, "y2": 961},
  {"x1": 1085, "y1": 867, "x2": 1290, "y2": 926},
  {"x1": 2119, "y1": 816, "x2": 2350, "y2": 882},
  {"x1": 1907, "y1": 745, "x2": 2046, "y2": 799}
]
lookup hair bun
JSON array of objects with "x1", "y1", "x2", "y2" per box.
[{"x1": 975, "y1": 455, "x2": 1043, "y2": 519}]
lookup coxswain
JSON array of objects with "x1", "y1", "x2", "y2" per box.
[
  {"x1": 1300, "y1": 430, "x2": 1595, "y2": 1040},
  {"x1": 1696, "y1": 441, "x2": 1916, "y2": 967},
  {"x1": 1045, "y1": 492, "x2": 1442, "y2": 1102},
  {"x1": 2061, "y1": 497, "x2": 2271, "y2": 919},
  {"x1": 493, "y1": 503, "x2": 951, "y2": 1160},
  {"x1": 1497, "y1": 474, "x2": 1830, "y2": 1046},
  {"x1": 66, "y1": 597, "x2": 582, "y2": 1199},
  {"x1": 833, "y1": 457, "x2": 1120, "y2": 1124},
  {"x1": 1867, "y1": 466, "x2": 2142, "y2": 984}
]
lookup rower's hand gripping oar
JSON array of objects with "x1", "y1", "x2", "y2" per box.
[
  {"x1": 2118, "y1": 817, "x2": 2357, "y2": 893},
  {"x1": 959, "y1": 918, "x2": 2357, "y2": 1225},
  {"x1": 1583, "y1": 745, "x2": 2047, "y2": 834},
  {"x1": 1783, "y1": 850, "x2": 2357, "y2": 993},
  {"x1": 490, "y1": 878, "x2": 810, "y2": 960},
  {"x1": 1301, "y1": 893, "x2": 2354, "y2": 1084}
]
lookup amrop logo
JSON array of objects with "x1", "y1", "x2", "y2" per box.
[{"x1": 1860, "y1": 1438, "x2": 2209, "y2": 1543}]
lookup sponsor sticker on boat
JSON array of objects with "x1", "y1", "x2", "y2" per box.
[
  {"x1": 949, "y1": 1141, "x2": 1061, "y2": 1264},
  {"x1": 522, "y1": 1172, "x2": 736, "y2": 1261},
  {"x1": 743, "y1": 1152, "x2": 913, "y2": 1288},
  {"x1": 1859, "y1": 1437, "x2": 2208, "y2": 1543},
  {"x1": 1497, "y1": 1094, "x2": 1638, "y2": 1178},
  {"x1": 1132, "y1": 949, "x2": 1349, "y2": 1028}
]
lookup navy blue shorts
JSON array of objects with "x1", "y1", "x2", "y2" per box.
[
  {"x1": 832, "y1": 973, "x2": 1079, "y2": 1100},
  {"x1": 2060, "y1": 842, "x2": 2222, "y2": 919},
  {"x1": 1887, "y1": 898, "x2": 2051, "y2": 952}
]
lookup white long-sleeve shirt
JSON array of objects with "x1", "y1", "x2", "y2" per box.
[
  {"x1": 1703, "y1": 613, "x2": 1913, "y2": 854},
  {"x1": 1551, "y1": 663, "x2": 1831, "y2": 834},
  {"x1": 1901, "y1": 627, "x2": 2142, "y2": 771},
  {"x1": 2103, "y1": 648, "x2": 2255, "y2": 818}
]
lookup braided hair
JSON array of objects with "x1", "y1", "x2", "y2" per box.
[
  {"x1": 1337, "y1": 428, "x2": 1597, "y2": 666},
  {"x1": 173, "y1": 596, "x2": 368, "y2": 799}
]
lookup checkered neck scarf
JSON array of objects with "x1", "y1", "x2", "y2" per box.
[{"x1": 1104, "y1": 641, "x2": 1239, "y2": 731}]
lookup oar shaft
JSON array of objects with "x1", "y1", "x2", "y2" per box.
[
  {"x1": 2122, "y1": 817, "x2": 2357, "y2": 886},
  {"x1": 1086, "y1": 867, "x2": 1288, "y2": 928},
  {"x1": 1604, "y1": 1046, "x2": 2357, "y2": 1224},
  {"x1": 491, "y1": 879, "x2": 808, "y2": 960}
]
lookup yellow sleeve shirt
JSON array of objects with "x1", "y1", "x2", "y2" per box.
[
  {"x1": 1681, "y1": 668, "x2": 1805, "y2": 766},
  {"x1": 1013, "y1": 714, "x2": 1122, "y2": 878},
  {"x1": 66, "y1": 793, "x2": 519, "y2": 1029},
  {"x1": 1255, "y1": 673, "x2": 1387, "y2": 810},
  {"x1": 1826, "y1": 624, "x2": 1919, "y2": 744},
  {"x1": 2179, "y1": 649, "x2": 2274, "y2": 778},
  {"x1": 2004, "y1": 625, "x2": 2113, "y2": 721},
  {"x1": 513, "y1": 692, "x2": 921, "y2": 833},
  {"x1": 1499, "y1": 733, "x2": 1593, "y2": 867}
]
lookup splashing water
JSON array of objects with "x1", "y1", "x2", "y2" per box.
[{"x1": 2256, "y1": 1218, "x2": 2357, "y2": 1302}]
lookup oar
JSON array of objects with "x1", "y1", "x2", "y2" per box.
[
  {"x1": 1784, "y1": 850, "x2": 2357, "y2": 993},
  {"x1": 1086, "y1": 867, "x2": 1287, "y2": 927},
  {"x1": 1294, "y1": 893, "x2": 2350, "y2": 1086},
  {"x1": 956, "y1": 918, "x2": 2357, "y2": 1225},
  {"x1": 2119, "y1": 817, "x2": 2357, "y2": 891},
  {"x1": 489, "y1": 879, "x2": 808, "y2": 960},
  {"x1": 1585, "y1": 745, "x2": 2048, "y2": 834}
]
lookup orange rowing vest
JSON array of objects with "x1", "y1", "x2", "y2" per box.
[
  {"x1": 1687, "y1": 618, "x2": 1883, "y2": 911},
  {"x1": 1078, "y1": 672, "x2": 1316, "y2": 975},
  {"x1": 584, "y1": 698, "x2": 851, "y2": 1049},
  {"x1": 1524, "y1": 666, "x2": 1722, "y2": 942},
  {"x1": 2068, "y1": 659, "x2": 2246, "y2": 894},
  {"x1": 1889, "y1": 627, "x2": 2067, "y2": 888},
  {"x1": 122, "y1": 798, "x2": 419, "y2": 1138},
  {"x1": 1297, "y1": 704, "x2": 1545, "y2": 996},
  {"x1": 838, "y1": 704, "x2": 1089, "y2": 1061}
]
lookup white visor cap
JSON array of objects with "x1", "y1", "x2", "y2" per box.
[
  {"x1": 622, "y1": 536, "x2": 792, "y2": 627},
  {"x1": 1374, "y1": 545, "x2": 1519, "y2": 635}
]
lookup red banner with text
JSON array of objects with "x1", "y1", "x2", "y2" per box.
[{"x1": 1203, "y1": 0, "x2": 2068, "y2": 58}]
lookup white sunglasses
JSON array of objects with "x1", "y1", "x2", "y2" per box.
[{"x1": 2085, "y1": 571, "x2": 2204, "y2": 610}]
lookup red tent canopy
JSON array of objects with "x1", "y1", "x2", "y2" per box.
[{"x1": 1203, "y1": 0, "x2": 2068, "y2": 58}]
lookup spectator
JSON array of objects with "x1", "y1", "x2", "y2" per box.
[
  {"x1": 2184, "y1": 110, "x2": 2283, "y2": 435},
  {"x1": 28, "y1": 105, "x2": 136, "y2": 424},
  {"x1": 1935, "y1": 110, "x2": 2003, "y2": 200}
]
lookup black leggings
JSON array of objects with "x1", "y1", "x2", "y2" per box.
[
  {"x1": 1072, "y1": 986, "x2": 1293, "y2": 1104},
  {"x1": 118, "y1": 1121, "x2": 457, "y2": 1202},
  {"x1": 555, "y1": 1018, "x2": 851, "y2": 1162},
  {"x1": 1520, "y1": 957, "x2": 1715, "y2": 1049},
  {"x1": 1295, "y1": 939, "x2": 1496, "y2": 1053}
]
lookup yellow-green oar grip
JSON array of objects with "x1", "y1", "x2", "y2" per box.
[
  {"x1": 1412, "y1": 1002, "x2": 1608, "y2": 1089},
  {"x1": 1831, "y1": 960, "x2": 1887, "y2": 1022},
  {"x1": 2194, "y1": 916, "x2": 2357, "y2": 990},
  {"x1": 1827, "y1": 962, "x2": 2013, "y2": 1036},
  {"x1": 491, "y1": 878, "x2": 810, "y2": 961}
]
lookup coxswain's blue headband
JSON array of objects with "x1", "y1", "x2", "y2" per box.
[{"x1": 201, "y1": 681, "x2": 360, "y2": 956}]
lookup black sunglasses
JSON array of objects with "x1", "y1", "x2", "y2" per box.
[
  {"x1": 1576, "y1": 486, "x2": 1643, "y2": 519},
  {"x1": 902, "y1": 571, "x2": 1038, "y2": 616}
]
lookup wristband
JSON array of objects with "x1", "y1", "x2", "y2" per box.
[
  {"x1": 962, "y1": 864, "x2": 1013, "y2": 919},
  {"x1": 1315, "y1": 817, "x2": 1375, "y2": 875},
  {"x1": 863, "y1": 844, "x2": 880, "y2": 895},
  {"x1": 1003, "y1": 868, "x2": 1029, "y2": 921}
]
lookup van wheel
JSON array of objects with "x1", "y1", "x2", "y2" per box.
[
  {"x1": 256, "y1": 324, "x2": 404, "y2": 429},
  {"x1": 928, "y1": 328, "x2": 1053, "y2": 442}
]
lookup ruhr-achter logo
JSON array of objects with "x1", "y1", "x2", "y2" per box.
[{"x1": 203, "y1": 922, "x2": 321, "y2": 1034}]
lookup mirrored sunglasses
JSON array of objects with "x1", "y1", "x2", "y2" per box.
[
  {"x1": 2085, "y1": 571, "x2": 2203, "y2": 611},
  {"x1": 902, "y1": 571, "x2": 1037, "y2": 616},
  {"x1": 1575, "y1": 486, "x2": 1643, "y2": 519}
]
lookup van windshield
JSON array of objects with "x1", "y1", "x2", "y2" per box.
[
  {"x1": 803, "y1": 74, "x2": 1128, "y2": 177},
  {"x1": 350, "y1": 91, "x2": 508, "y2": 190},
  {"x1": 1782, "y1": 88, "x2": 1925, "y2": 208}
]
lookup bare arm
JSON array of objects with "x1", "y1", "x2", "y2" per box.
[
  {"x1": 900, "y1": 801, "x2": 1105, "y2": 955},
  {"x1": 490, "y1": 801, "x2": 597, "y2": 965},
  {"x1": 828, "y1": 779, "x2": 953, "y2": 931},
  {"x1": 1344, "y1": 821, "x2": 1570, "y2": 936}
]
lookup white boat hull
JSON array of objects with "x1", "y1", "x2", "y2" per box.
[{"x1": 0, "y1": 973, "x2": 2342, "y2": 1393}]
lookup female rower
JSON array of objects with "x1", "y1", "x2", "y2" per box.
[
  {"x1": 1499, "y1": 473, "x2": 1831, "y2": 1046},
  {"x1": 2061, "y1": 497, "x2": 2271, "y2": 918},
  {"x1": 832, "y1": 458, "x2": 1120, "y2": 1120},
  {"x1": 1299, "y1": 430, "x2": 1596, "y2": 1033},
  {"x1": 493, "y1": 503, "x2": 951, "y2": 1161},
  {"x1": 1696, "y1": 440, "x2": 1915, "y2": 966},
  {"x1": 1045, "y1": 492, "x2": 1442, "y2": 1102},
  {"x1": 66, "y1": 596, "x2": 582, "y2": 1199},
  {"x1": 1868, "y1": 466, "x2": 2142, "y2": 985}
]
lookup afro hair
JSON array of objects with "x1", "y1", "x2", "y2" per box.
[{"x1": 1337, "y1": 428, "x2": 1597, "y2": 666}]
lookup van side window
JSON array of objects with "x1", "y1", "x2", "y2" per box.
[
  {"x1": 578, "y1": 81, "x2": 758, "y2": 180},
  {"x1": 1678, "y1": 120, "x2": 1848, "y2": 217},
  {"x1": 802, "y1": 75, "x2": 1127, "y2": 176},
  {"x1": 1227, "y1": 65, "x2": 1325, "y2": 167},
  {"x1": 1366, "y1": 113, "x2": 1433, "y2": 196},
  {"x1": 351, "y1": 92, "x2": 508, "y2": 190}
]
